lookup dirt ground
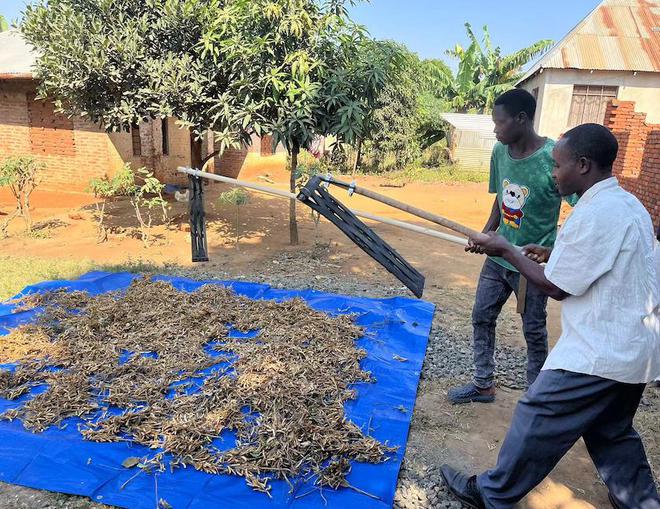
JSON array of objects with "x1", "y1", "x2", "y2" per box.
[{"x1": 0, "y1": 168, "x2": 657, "y2": 509}]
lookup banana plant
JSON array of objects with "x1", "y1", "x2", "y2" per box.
[{"x1": 441, "y1": 23, "x2": 553, "y2": 113}]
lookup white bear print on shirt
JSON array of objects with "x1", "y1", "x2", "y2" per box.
[{"x1": 501, "y1": 179, "x2": 530, "y2": 229}]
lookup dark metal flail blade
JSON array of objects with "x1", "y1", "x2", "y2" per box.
[
  {"x1": 189, "y1": 174, "x2": 209, "y2": 262},
  {"x1": 298, "y1": 176, "x2": 425, "y2": 298}
]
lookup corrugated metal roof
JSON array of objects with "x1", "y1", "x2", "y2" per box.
[
  {"x1": 0, "y1": 30, "x2": 36, "y2": 78},
  {"x1": 518, "y1": 0, "x2": 660, "y2": 85},
  {"x1": 441, "y1": 113, "x2": 496, "y2": 134}
]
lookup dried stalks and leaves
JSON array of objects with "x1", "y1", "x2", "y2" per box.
[{"x1": 0, "y1": 278, "x2": 394, "y2": 496}]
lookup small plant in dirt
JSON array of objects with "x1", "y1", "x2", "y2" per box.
[
  {"x1": 294, "y1": 155, "x2": 323, "y2": 242},
  {"x1": 0, "y1": 156, "x2": 44, "y2": 238},
  {"x1": 99, "y1": 164, "x2": 169, "y2": 248},
  {"x1": 88, "y1": 167, "x2": 135, "y2": 243},
  {"x1": 218, "y1": 188, "x2": 249, "y2": 249},
  {"x1": 126, "y1": 167, "x2": 169, "y2": 248}
]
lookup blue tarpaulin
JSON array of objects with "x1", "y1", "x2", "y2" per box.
[{"x1": 0, "y1": 272, "x2": 434, "y2": 509}]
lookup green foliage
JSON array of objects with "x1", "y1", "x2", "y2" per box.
[
  {"x1": 21, "y1": 0, "x2": 395, "y2": 245},
  {"x1": 416, "y1": 92, "x2": 449, "y2": 150},
  {"x1": 88, "y1": 164, "x2": 139, "y2": 242},
  {"x1": 130, "y1": 168, "x2": 169, "y2": 247},
  {"x1": 218, "y1": 188, "x2": 249, "y2": 248},
  {"x1": 20, "y1": 0, "x2": 385, "y2": 152},
  {"x1": 0, "y1": 156, "x2": 44, "y2": 236},
  {"x1": 386, "y1": 165, "x2": 489, "y2": 185},
  {"x1": 0, "y1": 255, "x2": 165, "y2": 302},
  {"x1": 439, "y1": 23, "x2": 553, "y2": 113},
  {"x1": 92, "y1": 164, "x2": 169, "y2": 247},
  {"x1": 0, "y1": 15, "x2": 9, "y2": 32},
  {"x1": 218, "y1": 188, "x2": 249, "y2": 208},
  {"x1": 360, "y1": 50, "x2": 421, "y2": 172},
  {"x1": 0, "y1": 156, "x2": 40, "y2": 188},
  {"x1": 420, "y1": 141, "x2": 452, "y2": 168},
  {"x1": 294, "y1": 150, "x2": 325, "y2": 182},
  {"x1": 89, "y1": 167, "x2": 134, "y2": 199}
]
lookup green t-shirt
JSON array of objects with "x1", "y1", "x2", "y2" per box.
[{"x1": 488, "y1": 138, "x2": 572, "y2": 271}]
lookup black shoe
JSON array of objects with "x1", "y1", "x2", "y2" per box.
[{"x1": 440, "y1": 464, "x2": 486, "y2": 509}]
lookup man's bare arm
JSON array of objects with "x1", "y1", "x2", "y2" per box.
[{"x1": 483, "y1": 197, "x2": 501, "y2": 233}]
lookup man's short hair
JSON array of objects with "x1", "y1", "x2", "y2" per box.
[
  {"x1": 562, "y1": 123, "x2": 619, "y2": 170},
  {"x1": 494, "y1": 89, "x2": 537, "y2": 120}
]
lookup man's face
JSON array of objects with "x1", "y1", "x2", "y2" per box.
[
  {"x1": 492, "y1": 105, "x2": 524, "y2": 145},
  {"x1": 551, "y1": 139, "x2": 582, "y2": 196}
]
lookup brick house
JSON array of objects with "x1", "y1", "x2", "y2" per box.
[{"x1": 0, "y1": 30, "x2": 286, "y2": 193}]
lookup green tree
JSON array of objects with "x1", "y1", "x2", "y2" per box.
[
  {"x1": 345, "y1": 48, "x2": 449, "y2": 171},
  {"x1": 0, "y1": 156, "x2": 43, "y2": 237},
  {"x1": 22, "y1": 0, "x2": 387, "y2": 246},
  {"x1": 360, "y1": 45, "x2": 422, "y2": 172},
  {"x1": 0, "y1": 15, "x2": 9, "y2": 32},
  {"x1": 246, "y1": 13, "x2": 395, "y2": 244},
  {"x1": 22, "y1": 0, "x2": 260, "y2": 169},
  {"x1": 437, "y1": 23, "x2": 552, "y2": 113}
]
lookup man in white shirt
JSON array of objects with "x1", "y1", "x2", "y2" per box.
[
  {"x1": 655, "y1": 224, "x2": 660, "y2": 387},
  {"x1": 440, "y1": 123, "x2": 660, "y2": 509}
]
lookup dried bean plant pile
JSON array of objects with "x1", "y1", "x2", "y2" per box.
[{"x1": 0, "y1": 278, "x2": 394, "y2": 496}]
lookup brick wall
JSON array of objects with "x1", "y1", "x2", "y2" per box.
[
  {"x1": 1, "y1": 79, "x2": 285, "y2": 193},
  {"x1": 26, "y1": 93, "x2": 76, "y2": 157},
  {"x1": 605, "y1": 100, "x2": 660, "y2": 226},
  {"x1": 0, "y1": 80, "x2": 125, "y2": 192},
  {"x1": 215, "y1": 148, "x2": 249, "y2": 179}
]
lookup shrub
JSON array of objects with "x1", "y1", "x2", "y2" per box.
[
  {"x1": 0, "y1": 156, "x2": 44, "y2": 237},
  {"x1": 217, "y1": 188, "x2": 250, "y2": 248}
]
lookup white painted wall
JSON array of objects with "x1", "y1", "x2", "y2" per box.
[{"x1": 520, "y1": 69, "x2": 660, "y2": 140}]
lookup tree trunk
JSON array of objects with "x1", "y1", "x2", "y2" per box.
[
  {"x1": 190, "y1": 131, "x2": 204, "y2": 170},
  {"x1": 289, "y1": 141, "x2": 300, "y2": 246},
  {"x1": 235, "y1": 206, "x2": 240, "y2": 249},
  {"x1": 352, "y1": 138, "x2": 363, "y2": 177},
  {"x1": 23, "y1": 191, "x2": 32, "y2": 233}
]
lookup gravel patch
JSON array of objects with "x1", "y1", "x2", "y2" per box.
[
  {"x1": 394, "y1": 463, "x2": 462, "y2": 509},
  {"x1": 423, "y1": 326, "x2": 528, "y2": 390}
]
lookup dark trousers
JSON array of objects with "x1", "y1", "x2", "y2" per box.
[
  {"x1": 477, "y1": 369, "x2": 660, "y2": 509},
  {"x1": 472, "y1": 258, "x2": 548, "y2": 389}
]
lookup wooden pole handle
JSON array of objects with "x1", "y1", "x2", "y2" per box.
[{"x1": 336, "y1": 180, "x2": 481, "y2": 239}]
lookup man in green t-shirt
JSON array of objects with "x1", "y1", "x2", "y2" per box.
[{"x1": 449, "y1": 89, "x2": 572, "y2": 404}]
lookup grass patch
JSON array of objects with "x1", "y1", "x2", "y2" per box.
[
  {"x1": 0, "y1": 256, "x2": 162, "y2": 301},
  {"x1": 384, "y1": 165, "x2": 489, "y2": 184}
]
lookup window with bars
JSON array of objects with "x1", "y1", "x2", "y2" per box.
[
  {"x1": 131, "y1": 125, "x2": 142, "y2": 156},
  {"x1": 568, "y1": 85, "x2": 618, "y2": 127}
]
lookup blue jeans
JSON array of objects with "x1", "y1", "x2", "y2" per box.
[
  {"x1": 477, "y1": 370, "x2": 659, "y2": 508},
  {"x1": 472, "y1": 258, "x2": 548, "y2": 389}
]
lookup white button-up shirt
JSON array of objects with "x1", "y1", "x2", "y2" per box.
[{"x1": 542, "y1": 177, "x2": 660, "y2": 384}]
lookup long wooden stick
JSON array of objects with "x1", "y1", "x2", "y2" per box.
[
  {"x1": 178, "y1": 168, "x2": 469, "y2": 246},
  {"x1": 322, "y1": 177, "x2": 480, "y2": 238}
]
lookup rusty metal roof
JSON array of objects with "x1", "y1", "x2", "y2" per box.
[
  {"x1": 518, "y1": 0, "x2": 660, "y2": 84},
  {"x1": 0, "y1": 30, "x2": 37, "y2": 79}
]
